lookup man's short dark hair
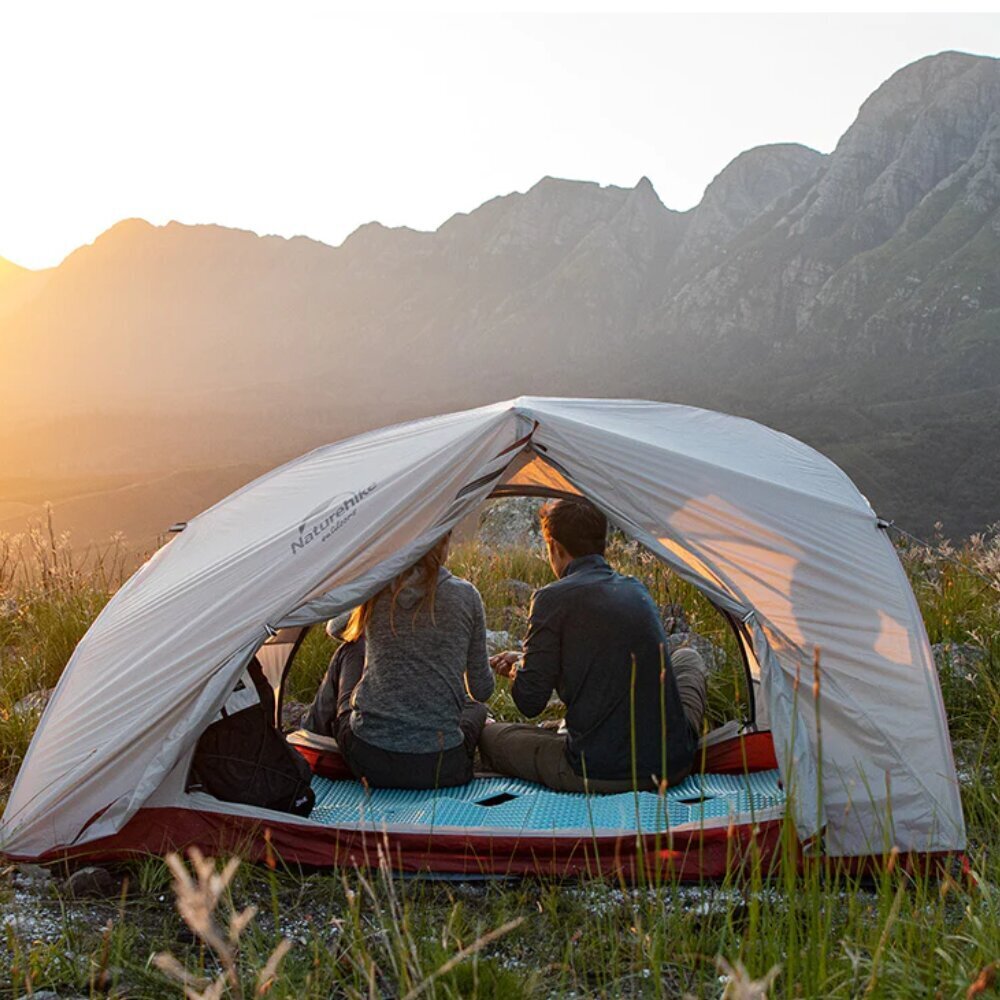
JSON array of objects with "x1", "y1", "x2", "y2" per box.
[{"x1": 539, "y1": 499, "x2": 607, "y2": 558}]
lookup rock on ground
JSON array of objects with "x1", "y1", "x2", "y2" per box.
[
  {"x1": 661, "y1": 603, "x2": 691, "y2": 635},
  {"x1": 661, "y1": 604, "x2": 726, "y2": 672},
  {"x1": 13, "y1": 687, "x2": 53, "y2": 717},
  {"x1": 932, "y1": 642, "x2": 987, "y2": 681},
  {"x1": 64, "y1": 865, "x2": 120, "y2": 899},
  {"x1": 14, "y1": 863, "x2": 53, "y2": 886},
  {"x1": 486, "y1": 629, "x2": 512, "y2": 654},
  {"x1": 478, "y1": 498, "x2": 544, "y2": 550},
  {"x1": 282, "y1": 699, "x2": 309, "y2": 730},
  {"x1": 503, "y1": 579, "x2": 535, "y2": 603}
]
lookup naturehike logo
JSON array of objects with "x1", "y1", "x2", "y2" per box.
[{"x1": 291, "y1": 483, "x2": 378, "y2": 555}]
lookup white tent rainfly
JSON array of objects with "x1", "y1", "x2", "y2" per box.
[{"x1": 0, "y1": 398, "x2": 964, "y2": 877}]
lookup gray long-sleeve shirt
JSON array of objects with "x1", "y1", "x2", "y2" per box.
[{"x1": 349, "y1": 567, "x2": 494, "y2": 753}]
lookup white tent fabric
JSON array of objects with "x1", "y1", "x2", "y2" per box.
[{"x1": 0, "y1": 398, "x2": 964, "y2": 859}]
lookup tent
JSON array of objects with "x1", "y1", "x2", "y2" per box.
[{"x1": 0, "y1": 398, "x2": 964, "y2": 877}]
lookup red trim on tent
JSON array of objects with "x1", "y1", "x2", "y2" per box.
[
  {"x1": 18, "y1": 806, "x2": 786, "y2": 880},
  {"x1": 7, "y1": 807, "x2": 958, "y2": 881}
]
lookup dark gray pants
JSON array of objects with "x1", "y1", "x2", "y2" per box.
[{"x1": 304, "y1": 639, "x2": 487, "y2": 789}]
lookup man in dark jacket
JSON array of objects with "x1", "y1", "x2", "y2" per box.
[{"x1": 480, "y1": 499, "x2": 706, "y2": 792}]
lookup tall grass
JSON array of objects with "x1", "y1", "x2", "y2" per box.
[
  {"x1": 0, "y1": 517, "x2": 129, "y2": 801},
  {"x1": 2, "y1": 517, "x2": 1000, "y2": 997}
]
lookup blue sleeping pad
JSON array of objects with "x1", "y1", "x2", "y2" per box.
[{"x1": 309, "y1": 769, "x2": 784, "y2": 833}]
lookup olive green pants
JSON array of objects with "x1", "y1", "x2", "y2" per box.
[{"x1": 478, "y1": 647, "x2": 707, "y2": 793}]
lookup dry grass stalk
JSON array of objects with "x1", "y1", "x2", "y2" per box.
[
  {"x1": 153, "y1": 848, "x2": 292, "y2": 999},
  {"x1": 399, "y1": 916, "x2": 526, "y2": 1000},
  {"x1": 716, "y1": 956, "x2": 781, "y2": 999},
  {"x1": 967, "y1": 962, "x2": 998, "y2": 998},
  {"x1": 862, "y1": 880, "x2": 905, "y2": 997}
]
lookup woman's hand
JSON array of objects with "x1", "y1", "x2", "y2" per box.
[{"x1": 489, "y1": 650, "x2": 521, "y2": 678}]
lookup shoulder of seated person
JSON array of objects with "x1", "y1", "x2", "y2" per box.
[
  {"x1": 443, "y1": 575, "x2": 482, "y2": 599},
  {"x1": 531, "y1": 578, "x2": 576, "y2": 606},
  {"x1": 545, "y1": 568, "x2": 603, "y2": 592}
]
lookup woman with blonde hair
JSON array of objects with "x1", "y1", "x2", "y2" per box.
[{"x1": 303, "y1": 533, "x2": 494, "y2": 788}]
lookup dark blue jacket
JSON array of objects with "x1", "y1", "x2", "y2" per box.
[{"x1": 511, "y1": 554, "x2": 696, "y2": 784}]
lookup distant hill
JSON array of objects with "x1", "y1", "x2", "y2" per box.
[
  {"x1": 1, "y1": 50, "x2": 998, "y2": 543},
  {"x1": 0, "y1": 464, "x2": 264, "y2": 555}
]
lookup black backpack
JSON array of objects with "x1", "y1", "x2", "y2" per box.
[{"x1": 189, "y1": 657, "x2": 316, "y2": 817}]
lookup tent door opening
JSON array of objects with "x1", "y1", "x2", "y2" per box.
[{"x1": 255, "y1": 626, "x2": 311, "y2": 727}]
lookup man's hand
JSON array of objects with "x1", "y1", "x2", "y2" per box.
[{"x1": 489, "y1": 650, "x2": 521, "y2": 678}]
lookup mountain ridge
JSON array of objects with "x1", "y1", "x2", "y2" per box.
[{"x1": 1, "y1": 50, "x2": 998, "y2": 542}]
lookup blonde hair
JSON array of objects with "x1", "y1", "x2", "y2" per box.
[{"x1": 341, "y1": 534, "x2": 450, "y2": 642}]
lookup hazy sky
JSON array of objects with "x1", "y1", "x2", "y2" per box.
[{"x1": 3, "y1": 6, "x2": 1000, "y2": 269}]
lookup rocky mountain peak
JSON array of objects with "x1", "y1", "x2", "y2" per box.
[
  {"x1": 435, "y1": 176, "x2": 632, "y2": 267},
  {"x1": 700, "y1": 144, "x2": 825, "y2": 210},
  {"x1": 858, "y1": 50, "x2": 988, "y2": 117},
  {"x1": 632, "y1": 175, "x2": 657, "y2": 196},
  {"x1": 604, "y1": 176, "x2": 680, "y2": 259},
  {"x1": 622, "y1": 175, "x2": 668, "y2": 213},
  {"x1": 789, "y1": 51, "x2": 1000, "y2": 247},
  {"x1": 677, "y1": 143, "x2": 825, "y2": 259},
  {"x1": 90, "y1": 217, "x2": 157, "y2": 247},
  {"x1": 546, "y1": 174, "x2": 681, "y2": 278},
  {"x1": 55, "y1": 218, "x2": 163, "y2": 274},
  {"x1": 340, "y1": 219, "x2": 426, "y2": 256}
]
